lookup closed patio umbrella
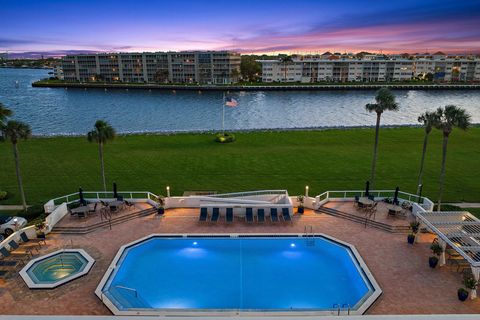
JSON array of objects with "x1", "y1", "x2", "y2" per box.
[
  {"x1": 393, "y1": 186, "x2": 400, "y2": 205},
  {"x1": 79, "y1": 187, "x2": 86, "y2": 206},
  {"x1": 365, "y1": 181, "x2": 370, "y2": 196},
  {"x1": 113, "y1": 182, "x2": 118, "y2": 199}
]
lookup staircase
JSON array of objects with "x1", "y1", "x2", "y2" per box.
[
  {"x1": 51, "y1": 208, "x2": 157, "y2": 234},
  {"x1": 316, "y1": 206, "x2": 410, "y2": 233}
]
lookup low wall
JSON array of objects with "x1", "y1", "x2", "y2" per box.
[{"x1": 0, "y1": 225, "x2": 37, "y2": 252}]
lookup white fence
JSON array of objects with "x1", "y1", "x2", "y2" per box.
[{"x1": 314, "y1": 190, "x2": 434, "y2": 211}]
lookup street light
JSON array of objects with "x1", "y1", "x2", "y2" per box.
[
  {"x1": 305, "y1": 185, "x2": 309, "y2": 197},
  {"x1": 166, "y1": 186, "x2": 170, "y2": 198}
]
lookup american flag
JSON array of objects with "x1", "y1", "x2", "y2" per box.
[{"x1": 225, "y1": 97, "x2": 238, "y2": 107}]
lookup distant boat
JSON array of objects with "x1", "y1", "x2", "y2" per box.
[{"x1": 14, "y1": 80, "x2": 19, "y2": 88}]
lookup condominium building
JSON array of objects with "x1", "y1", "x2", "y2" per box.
[
  {"x1": 62, "y1": 51, "x2": 241, "y2": 84},
  {"x1": 259, "y1": 54, "x2": 480, "y2": 83}
]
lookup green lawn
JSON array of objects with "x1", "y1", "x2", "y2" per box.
[{"x1": 0, "y1": 128, "x2": 479, "y2": 213}]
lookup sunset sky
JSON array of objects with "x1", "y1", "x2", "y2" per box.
[{"x1": 1, "y1": 0, "x2": 480, "y2": 57}]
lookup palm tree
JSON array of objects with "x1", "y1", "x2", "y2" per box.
[
  {"x1": 365, "y1": 88, "x2": 399, "y2": 189},
  {"x1": 87, "y1": 120, "x2": 116, "y2": 191},
  {"x1": 416, "y1": 111, "x2": 439, "y2": 195},
  {"x1": 0, "y1": 103, "x2": 13, "y2": 137},
  {"x1": 434, "y1": 105, "x2": 471, "y2": 211},
  {"x1": 279, "y1": 56, "x2": 293, "y2": 82},
  {"x1": 1, "y1": 120, "x2": 31, "y2": 212}
]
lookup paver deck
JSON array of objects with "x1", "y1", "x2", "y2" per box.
[
  {"x1": 0, "y1": 208, "x2": 479, "y2": 315},
  {"x1": 323, "y1": 201, "x2": 414, "y2": 227}
]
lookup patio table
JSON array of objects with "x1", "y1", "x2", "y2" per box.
[
  {"x1": 386, "y1": 204, "x2": 403, "y2": 216},
  {"x1": 71, "y1": 206, "x2": 89, "y2": 217},
  {"x1": 108, "y1": 200, "x2": 125, "y2": 211},
  {"x1": 358, "y1": 197, "x2": 374, "y2": 206}
]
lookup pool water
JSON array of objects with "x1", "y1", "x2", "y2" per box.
[
  {"x1": 27, "y1": 252, "x2": 88, "y2": 284},
  {"x1": 101, "y1": 236, "x2": 376, "y2": 312}
]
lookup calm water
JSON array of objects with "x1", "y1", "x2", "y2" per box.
[
  {"x1": 1, "y1": 68, "x2": 479, "y2": 135},
  {"x1": 102, "y1": 236, "x2": 372, "y2": 310}
]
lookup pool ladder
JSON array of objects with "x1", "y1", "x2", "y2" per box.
[
  {"x1": 304, "y1": 225, "x2": 315, "y2": 246},
  {"x1": 333, "y1": 303, "x2": 350, "y2": 316}
]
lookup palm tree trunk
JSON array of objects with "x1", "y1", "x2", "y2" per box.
[
  {"x1": 370, "y1": 113, "x2": 381, "y2": 189},
  {"x1": 99, "y1": 142, "x2": 106, "y2": 191},
  {"x1": 437, "y1": 133, "x2": 449, "y2": 211},
  {"x1": 417, "y1": 131, "x2": 429, "y2": 194},
  {"x1": 12, "y1": 143, "x2": 27, "y2": 212}
]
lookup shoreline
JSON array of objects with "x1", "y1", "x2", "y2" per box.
[
  {"x1": 32, "y1": 81, "x2": 480, "y2": 91},
  {"x1": 28, "y1": 124, "x2": 480, "y2": 138}
]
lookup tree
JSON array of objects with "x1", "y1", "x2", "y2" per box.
[
  {"x1": 434, "y1": 105, "x2": 471, "y2": 211},
  {"x1": 0, "y1": 102, "x2": 13, "y2": 140},
  {"x1": 87, "y1": 120, "x2": 116, "y2": 191},
  {"x1": 279, "y1": 55, "x2": 293, "y2": 82},
  {"x1": 365, "y1": 88, "x2": 399, "y2": 189},
  {"x1": 1, "y1": 120, "x2": 31, "y2": 212},
  {"x1": 240, "y1": 56, "x2": 262, "y2": 82},
  {"x1": 416, "y1": 111, "x2": 439, "y2": 195}
]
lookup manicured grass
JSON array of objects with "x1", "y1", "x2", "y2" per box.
[{"x1": 0, "y1": 128, "x2": 479, "y2": 213}]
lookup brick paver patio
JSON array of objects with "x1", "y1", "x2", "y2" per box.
[{"x1": 1, "y1": 206, "x2": 479, "y2": 315}]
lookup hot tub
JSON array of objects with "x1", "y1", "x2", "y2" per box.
[{"x1": 20, "y1": 249, "x2": 95, "y2": 289}]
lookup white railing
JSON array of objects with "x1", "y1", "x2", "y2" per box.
[
  {"x1": 210, "y1": 190, "x2": 288, "y2": 198},
  {"x1": 314, "y1": 189, "x2": 433, "y2": 210},
  {"x1": 44, "y1": 191, "x2": 159, "y2": 213},
  {"x1": 44, "y1": 203, "x2": 68, "y2": 233}
]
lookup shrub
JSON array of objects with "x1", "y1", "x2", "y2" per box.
[
  {"x1": 215, "y1": 132, "x2": 236, "y2": 143},
  {"x1": 0, "y1": 191, "x2": 7, "y2": 200},
  {"x1": 430, "y1": 242, "x2": 443, "y2": 256}
]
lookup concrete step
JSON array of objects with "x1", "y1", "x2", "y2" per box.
[
  {"x1": 316, "y1": 206, "x2": 410, "y2": 233},
  {"x1": 51, "y1": 208, "x2": 156, "y2": 234}
]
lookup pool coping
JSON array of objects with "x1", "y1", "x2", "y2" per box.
[
  {"x1": 95, "y1": 233, "x2": 382, "y2": 316},
  {"x1": 20, "y1": 249, "x2": 95, "y2": 289}
]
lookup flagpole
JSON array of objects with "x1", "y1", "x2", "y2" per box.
[{"x1": 222, "y1": 91, "x2": 225, "y2": 134}]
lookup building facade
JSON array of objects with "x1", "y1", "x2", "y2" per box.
[
  {"x1": 259, "y1": 54, "x2": 480, "y2": 83},
  {"x1": 62, "y1": 51, "x2": 241, "y2": 84}
]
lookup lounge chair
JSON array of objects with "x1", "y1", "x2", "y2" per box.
[
  {"x1": 270, "y1": 208, "x2": 279, "y2": 222},
  {"x1": 282, "y1": 208, "x2": 292, "y2": 222},
  {"x1": 0, "y1": 247, "x2": 28, "y2": 265},
  {"x1": 20, "y1": 232, "x2": 46, "y2": 248},
  {"x1": 199, "y1": 207, "x2": 208, "y2": 222},
  {"x1": 0, "y1": 269, "x2": 10, "y2": 279},
  {"x1": 8, "y1": 240, "x2": 35, "y2": 256},
  {"x1": 257, "y1": 209, "x2": 265, "y2": 223},
  {"x1": 211, "y1": 208, "x2": 220, "y2": 222},
  {"x1": 246, "y1": 208, "x2": 254, "y2": 223},
  {"x1": 226, "y1": 208, "x2": 234, "y2": 223}
]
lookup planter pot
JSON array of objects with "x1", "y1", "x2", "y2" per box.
[
  {"x1": 458, "y1": 289, "x2": 469, "y2": 301},
  {"x1": 407, "y1": 235, "x2": 415, "y2": 244},
  {"x1": 297, "y1": 207, "x2": 304, "y2": 214},
  {"x1": 429, "y1": 256, "x2": 439, "y2": 268},
  {"x1": 157, "y1": 207, "x2": 165, "y2": 215}
]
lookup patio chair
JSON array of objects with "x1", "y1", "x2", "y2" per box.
[
  {"x1": 117, "y1": 195, "x2": 124, "y2": 201},
  {"x1": 270, "y1": 208, "x2": 279, "y2": 222},
  {"x1": 199, "y1": 207, "x2": 208, "y2": 222},
  {"x1": 125, "y1": 200, "x2": 135, "y2": 210},
  {"x1": 354, "y1": 195, "x2": 360, "y2": 207},
  {"x1": 368, "y1": 195, "x2": 375, "y2": 201},
  {"x1": 20, "y1": 232, "x2": 46, "y2": 248},
  {"x1": 226, "y1": 208, "x2": 234, "y2": 224},
  {"x1": 88, "y1": 202, "x2": 98, "y2": 214},
  {"x1": 0, "y1": 247, "x2": 28, "y2": 265},
  {"x1": 211, "y1": 208, "x2": 220, "y2": 222},
  {"x1": 0, "y1": 269, "x2": 10, "y2": 279},
  {"x1": 282, "y1": 208, "x2": 292, "y2": 222},
  {"x1": 257, "y1": 208, "x2": 265, "y2": 223},
  {"x1": 245, "y1": 208, "x2": 254, "y2": 223},
  {"x1": 8, "y1": 240, "x2": 35, "y2": 256}
]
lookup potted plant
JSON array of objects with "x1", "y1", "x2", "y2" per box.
[
  {"x1": 297, "y1": 195, "x2": 305, "y2": 214},
  {"x1": 463, "y1": 274, "x2": 479, "y2": 300},
  {"x1": 407, "y1": 233, "x2": 415, "y2": 244},
  {"x1": 35, "y1": 221, "x2": 47, "y2": 240},
  {"x1": 156, "y1": 195, "x2": 165, "y2": 215},
  {"x1": 457, "y1": 288, "x2": 469, "y2": 301},
  {"x1": 429, "y1": 242, "x2": 443, "y2": 268}
]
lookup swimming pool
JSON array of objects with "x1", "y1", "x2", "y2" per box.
[
  {"x1": 20, "y1": 249, "x2": 95, "y2": 289},
  {"x1": 97, "y1": 234, "x2": 381, "y2": 315}
]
